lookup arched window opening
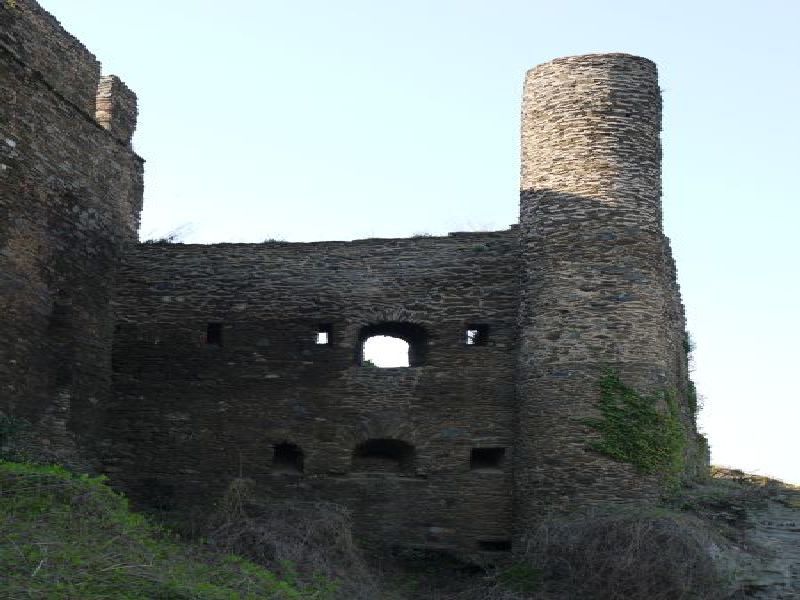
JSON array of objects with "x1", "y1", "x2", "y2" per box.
[
  {"x1": 362, "y1": 336, "x2": 409, "y2": 367},
  {"x1": 358, "y1": 322, "x2": 427, "y2": 368},
  {"x1": 272, "y1": 442, "x2": 304, "y2": 473},
  {"x1": 352, "y1": 439, "x2": 415, "y2": 474}
]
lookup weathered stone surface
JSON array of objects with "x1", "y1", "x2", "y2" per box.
[
  {"x1": 0, "y1": 0, "x2": 100, "y2": 114},
  {"x1": 95, "y1": 75, "x2": 138, "y2": 146},
  {"x1": 0, "y1": 0, "x2": 143, "y2": 468},
  {"x1": 108, "y1": 232, "x2": 519, "y2": 554},
  {"x1": 516, "y1": 54, "x2": 706, "y2": 535},
  {"x1": 0, "y1": 0, "x2": 707, "y2": 560},
  {"x1": 728, "y1": 486, "x2": 800, "y2": 599}
]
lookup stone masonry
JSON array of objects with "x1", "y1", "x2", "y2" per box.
[
  {"x1": 0, "y1": 0, "x2": 142, "y2": 468},
  {"x1": 0, "y1": 0, "x2": 707, "y2": 559}
]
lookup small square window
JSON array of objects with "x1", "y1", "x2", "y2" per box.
[
  {"x1": 206, "y1": 322, "x2": 222, "y2": 346},
  {"x1": 316, "y1": 324, "x2": 332, "y2": 345},
  {"x1": 466, "y1": 324, "x2": 489, "y2": 346},
  {"x1": 273, "y1": 442, "x2": 304, "y2": 473}
]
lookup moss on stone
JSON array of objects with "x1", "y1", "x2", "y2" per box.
[{"x1": 588, "y1": 371, "x2": 686, "y2": 482}]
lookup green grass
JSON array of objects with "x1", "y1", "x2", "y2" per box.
[{"x1": 0, "y1": 461, "x2": 333, "y2": 599}]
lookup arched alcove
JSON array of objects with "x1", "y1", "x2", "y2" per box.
[{"x1": 351, "y1": 439, "x2": 415, "y2": 474}]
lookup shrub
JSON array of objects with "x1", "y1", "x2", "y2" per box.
[
  {"x1": 506, "y1": 512, "x2": 723, "y2": 600},
  {"x1": 207, "y1": 478, "x2": 380, "y2": 600}
]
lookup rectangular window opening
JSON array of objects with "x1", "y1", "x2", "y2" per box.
[
  {"x1": 466, "y1": 324, "x2": 489, "y2": 346},
  {"x1": 478, "y1": 540, "x2": 512, "y2": 552},
  {"x1": 206, "y1": 322, "x2": 223, "y2": 346},
  {"x1": 316, "y1": 323, "x2": 332, "y2": 345},
  {"x1": 470, "y1": 447, "x2": 505, "y2": 471}
]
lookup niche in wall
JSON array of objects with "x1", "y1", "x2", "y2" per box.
[{"x1": 352, "y1": 439, "x2": 415, "y2": 475}]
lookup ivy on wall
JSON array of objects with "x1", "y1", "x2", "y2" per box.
[{"x1": 588, "y1": 371, "x2": 685, "y2": 482}]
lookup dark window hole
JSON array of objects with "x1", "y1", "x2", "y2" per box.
[
  {"x1": 470, "y1": 447, "x2": 505, "y2": 471},
  {"x1": 273, "y1": 442, "x2": 304, "y2": 473},
  {"x1": 466, "y1": 324, "x2": 489, "y2": 346},
  {"x1": 206, "y1": 322, "x2": 222, "y2": 346},
  {"x1": 478, "y1": 540, "x2": 512, "y2": 552}
]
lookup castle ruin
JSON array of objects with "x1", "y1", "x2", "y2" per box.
[{"x1": 0, "y1": 0, "x2": 707, "y2": 559}]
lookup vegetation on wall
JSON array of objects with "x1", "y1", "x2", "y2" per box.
[
  {"x1": 588, "y1": 371, "x2": 685, "y2": 481},
  {"x1": 683, "y1": 331, "x2": 701, "y2": 417},
  {"x1": 687, "y1": 379, "x2": 699, "y2": 416}
]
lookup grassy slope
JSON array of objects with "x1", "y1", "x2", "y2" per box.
[{"x1": 0, "y1": 461, "x2": 334, "y2": 599}]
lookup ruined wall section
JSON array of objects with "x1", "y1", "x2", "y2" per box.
[
  {"x1": 95, "y1": 75, "x2": 138, "y2": 148},
  {"x1": 108, "y1": 231, "x2": 518, "y2": 556},
  {"x1": 0, "y1": 0, "x2": 144, "y2": 466},
  {"x1": 0, "y1": 0, "x2": 100, "y2": 114},
  {"x1": 515, "y1": 54, "x2": 703, "y2": 531}
]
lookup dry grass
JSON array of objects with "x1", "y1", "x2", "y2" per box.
[
  {"x1": 527, "y1": 513, "x2": 720, "y2": 599},
  {"x1": 206, "y1": 478, "x2": 382, "y2": 600},
  {"x1": 458, "y1": 511, "x2": 723, "y2": 600}
]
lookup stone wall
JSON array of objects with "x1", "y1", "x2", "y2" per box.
[
  {"x1": 108, "y1": 231, "x2": 519, "y2": 557},
  {"x1": 0, "y1": 0, "x2": 143, "y2": 466},
  {"x1": 0, "y1": 0, "x2": 707, "y2": 561},
  {"x1": 0, "y1": 0, "x2": 100, "y2": 114}
]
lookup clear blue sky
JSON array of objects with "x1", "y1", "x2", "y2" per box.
[{"x1": 46, "y1": 0, "x2": 799, "y2": 483}]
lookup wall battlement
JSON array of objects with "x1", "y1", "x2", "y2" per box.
[
  {"x1": 96, "y1": 75, "x2": 138, "y2": 146},
  {"x1": 0, "y1": 1, "x2": 707, "y2": 560}
]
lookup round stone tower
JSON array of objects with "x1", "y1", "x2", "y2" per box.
[{"x1": 515, "y1": 54, "x2": 676, "y2": 533}]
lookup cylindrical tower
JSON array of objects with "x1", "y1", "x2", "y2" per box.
[{"x1": 515, "y1": 54, "x2": 675, "y2": 533}]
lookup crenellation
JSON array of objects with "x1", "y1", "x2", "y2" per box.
[
  {"x1": 95, "y1": 75, "x2": 138, "y2": 146},
  {"x1": 0, "y1": 1, "x2": 707, "y2": 562}
]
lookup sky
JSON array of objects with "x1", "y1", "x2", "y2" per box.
[{"x1": 44, "y1": 0, "x2": 799, "y2": 483}]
